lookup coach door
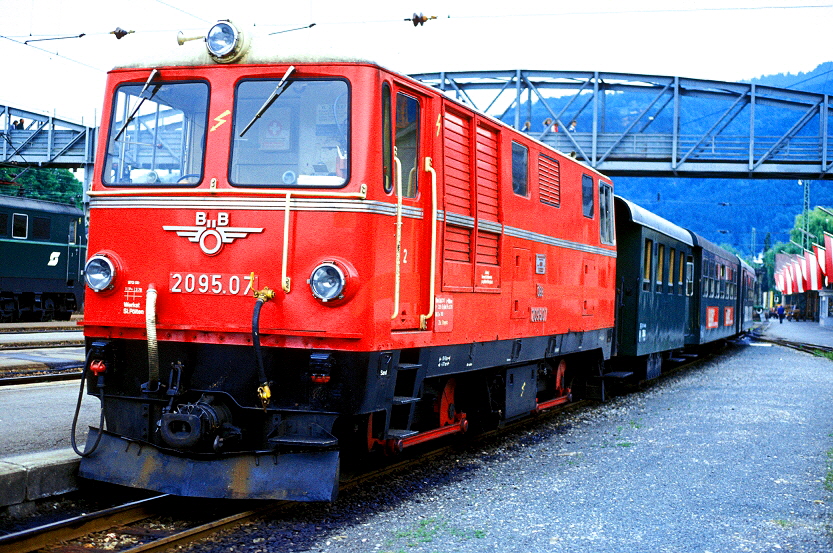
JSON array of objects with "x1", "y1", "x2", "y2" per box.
[{"x1": 386, "y1": 82, "x2": 435, "y2": 331}]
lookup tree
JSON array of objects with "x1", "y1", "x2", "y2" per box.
[{"x1": 0, "y1": 166, "x2": 83, "y2": 207}]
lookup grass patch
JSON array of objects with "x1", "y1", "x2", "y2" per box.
[
  {"x1": 813, "y1": 350, "x2": 833, "y2": 362},
  {"x1": 825, "y1": 448, "x2": 833, "y2": 492},
  {"x1": 388, "y1": 517, "x2": 487, "y2": 548},
  {"x1": 772, "y1": 519, "x2": 794, "y2": 527}
]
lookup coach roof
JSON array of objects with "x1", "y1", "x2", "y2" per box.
[{"x1": 615, "y1": 196, "x2": 693, "y2": 246}]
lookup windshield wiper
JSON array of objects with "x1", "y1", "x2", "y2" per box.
[
  {"x1": 113, "y1": 69, "x2": 160, "y2": 142},
  {"x1": 239, "y1": 65, "x2": 295, "y2": 138}
]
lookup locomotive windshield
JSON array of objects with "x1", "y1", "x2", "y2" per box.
[
  {"x1": 103, "y1": 80, "x2": 209, "y2": 186},
  {"x1": 230, "y1": 79, "x2": 349, "y2": 187}
]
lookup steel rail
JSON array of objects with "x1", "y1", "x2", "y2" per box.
[
  {"x1": 0, "y1": 494, "x2": 168, "y2": 553},
  {"x1": 753, "y1": 336, "x2": 833, "y2": 356}
]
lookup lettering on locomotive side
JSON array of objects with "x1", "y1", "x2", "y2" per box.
[
  {"x1": 48, "y1": 252, "x2": 61, "y2": 266},
  {"x1": 530, "y1": 307, "x2": 548, "y2": 322},
  {"x1": 434, "y1": 296, "x2": 454, "y2": 332},
  {"x1": 124, "y1": 280, "x2": 145, "y2": 315}
]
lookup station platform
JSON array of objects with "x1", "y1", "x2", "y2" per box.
[{"x1": 757, "y1": 318, "x2": 833, "y2": 349}]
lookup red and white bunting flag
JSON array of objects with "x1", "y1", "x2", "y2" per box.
[
  {"x1": 815, "y1": 244, "x2": 827, "y2": 277},
  {"x1": 826, "y1": 233, "x2": 833, "y2": 282},
  {"x1": 807, "y1": 250, "x2": 821, "y2": 291},
  {"x1": 774, "y1": 270, "x2": 784, "y2": 293},
  {"x1": 785, "y1": 264, "x2": 794, "y2": 295},
  {"x1": 790, "y1": 260, "x2": 802, "y2": 294},
  {"x1": 813, "y1": 244, "x2": 827, "y2": 278}
]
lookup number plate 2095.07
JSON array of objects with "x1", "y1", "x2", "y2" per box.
[{"x1": 169, "y1": 273, "x2": 257, "y2": 296}]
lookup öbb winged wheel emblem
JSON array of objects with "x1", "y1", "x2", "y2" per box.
[{"x1": 163, "y1": 212, "x2": 263, "y2": 255}]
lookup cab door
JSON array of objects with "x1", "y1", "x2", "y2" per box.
[
  {"x1": 385, "y1": 81, "x2": 436, "y2": 331},
  {"x1": 66, "y1": 218, "x2": 81, "y2": 285}
]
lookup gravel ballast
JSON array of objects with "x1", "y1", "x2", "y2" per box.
[{"x1": 179, "y1": 342, "x2": 833, "y2": 552}]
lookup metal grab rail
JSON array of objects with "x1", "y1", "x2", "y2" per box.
[
  {"x1": 419, "y1": 157, "x2": 437, "y2": 331},
  {"x1": 391, "y1": 149, "x2": 403, "y2": 320}
]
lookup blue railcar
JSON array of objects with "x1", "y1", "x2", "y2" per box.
[
  {"x1": 613, "y1": 196, "x2": 695, "y2": 379},
  {"x1": 685, "y1": 231, "x2": 742, "y2": 345}
]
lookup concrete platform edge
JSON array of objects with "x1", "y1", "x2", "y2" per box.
[{"x1": 0, "y1": 449, "x2": 80, "y2": 511}]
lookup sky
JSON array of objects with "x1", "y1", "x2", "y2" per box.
[{"x1": 1, "y1": 0, "x2": 831, "y2": 126}]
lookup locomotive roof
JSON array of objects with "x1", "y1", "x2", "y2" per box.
[
  {"x1": 614, "y1": 196, "x2": 693, "y2": 246},
  {"x1": 113, "y1": 34, "x2": 378, "y2": 70},
  {"x1": 0, "y1": 195, "x2": 83, "y2": 216}
]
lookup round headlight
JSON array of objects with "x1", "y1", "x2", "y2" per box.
[
  {"x1": 309, "y1": 263, "x2": 346, "y2": 302},
  {"x1": 85, "y1": 255, "x2": 116, "y2": 292},
  {"x1": 206, "y1": 21, "x2": 240, "y2": 59}
]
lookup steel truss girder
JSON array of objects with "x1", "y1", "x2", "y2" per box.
[
  {"x1": 1, "y1": 104, "x2": 96, "y2": 169},
  {"x1": 409, "y1": 70, "x2": 833, "y2": 179}
]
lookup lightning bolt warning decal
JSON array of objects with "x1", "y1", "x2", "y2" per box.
[{"x1": 210, "y1": 109, "x2": 231, "y2": 132}]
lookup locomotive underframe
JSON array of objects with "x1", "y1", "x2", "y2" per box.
[{"x1": 79, "y1": 328, "x2": 612, "y2": 500}]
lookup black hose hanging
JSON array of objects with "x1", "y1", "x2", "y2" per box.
[
  {"x1": 252, "y1": 298, "x2": 269, "y2": 386},
  {"x1": 71, "y1": 351, "x2": 106, "y2": 457}
]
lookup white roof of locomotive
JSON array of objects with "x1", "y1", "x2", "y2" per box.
[{"x1": 113, "y1": 30, "x2": 378, "y2": 70}]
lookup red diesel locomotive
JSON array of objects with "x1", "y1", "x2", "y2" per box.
[{"x1": 76, "y1": 21, "x2": 616, "y2": 501}]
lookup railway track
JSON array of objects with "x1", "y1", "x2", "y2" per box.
[
  {"x1": 0, "y1": 347, "x2": 723, "y2": 553},
  {"x1": 0, "y1": 396, "x2": 593, "y2": 553},
  {"x1": 0, "y1": 329, "x2": 85, "y2": 385},
  {"x1": 753, "y1": 335, "x2": 833, "y2": 356}
]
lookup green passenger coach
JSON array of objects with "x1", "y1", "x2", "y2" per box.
[{"x1": 0, "y1": 195, "x2": 85, "y2": 321}]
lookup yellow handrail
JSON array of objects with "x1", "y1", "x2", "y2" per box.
[
  {"x1": 419, "y1": 157, "x2": 437, "y2": 331},
  {"x1": 391, "y1": 149, "x2": 403, "y2": 320},
  {"x1": 282, "y1": 193, "x2": 292, "y2": 293}
]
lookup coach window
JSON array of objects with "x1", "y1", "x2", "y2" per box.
[
  {"x1": 678, "y1": 252, "x2": 685, "y2": 294},
  {"x1": 669, "y1": 248, "x2": 676, "y2": 292},
  {"x1": 511, "y1": 142, "x2": 528, "y2": 196},
  {"x1": 656, "y1": 243, "x2": 665, "y2": 293},
  {"x1": 581, "y1": 174, "x2": 594, "y2": 218},
  {"x1": 685, "y1": 257, "x2": 694, "y2": 296},
  {"x1": 599, "y1": 182, "x2": 614, "y2": 245},
  {"x1": 643, "y1": 239, "x2": 653, "y2": 292},
  {"x1": 0, "y1": 213, "x2": 7, "y2": 236},
  {"x1": 12, "y1": 213, "x2": 27, "y2": 239}
]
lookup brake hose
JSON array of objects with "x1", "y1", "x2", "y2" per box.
[
  {"x1": 251, "y1": 275, "x2": 275, "y2": 411},
  {"x1": 71, "y1": 350, "x2": 106, "y2": 457}
]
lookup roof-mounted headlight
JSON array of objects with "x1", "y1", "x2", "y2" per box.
[{"x1": 206, "y1": 20, "x2": 245, "y2": 63}]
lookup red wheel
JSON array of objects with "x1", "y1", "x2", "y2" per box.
[
  {"x1": 365, "y1": 414, "x2": 375, "y2": 453},
  {"x1": 439, "y1": 378, "x2": 457, "y2": 427},
  {"x1": 554, "y1": 359, "x2": 571, "y2": 398}
]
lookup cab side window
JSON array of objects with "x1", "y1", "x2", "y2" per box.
[{"x1": 511, "y1": 142, "x2": 528, "y2": 196}]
